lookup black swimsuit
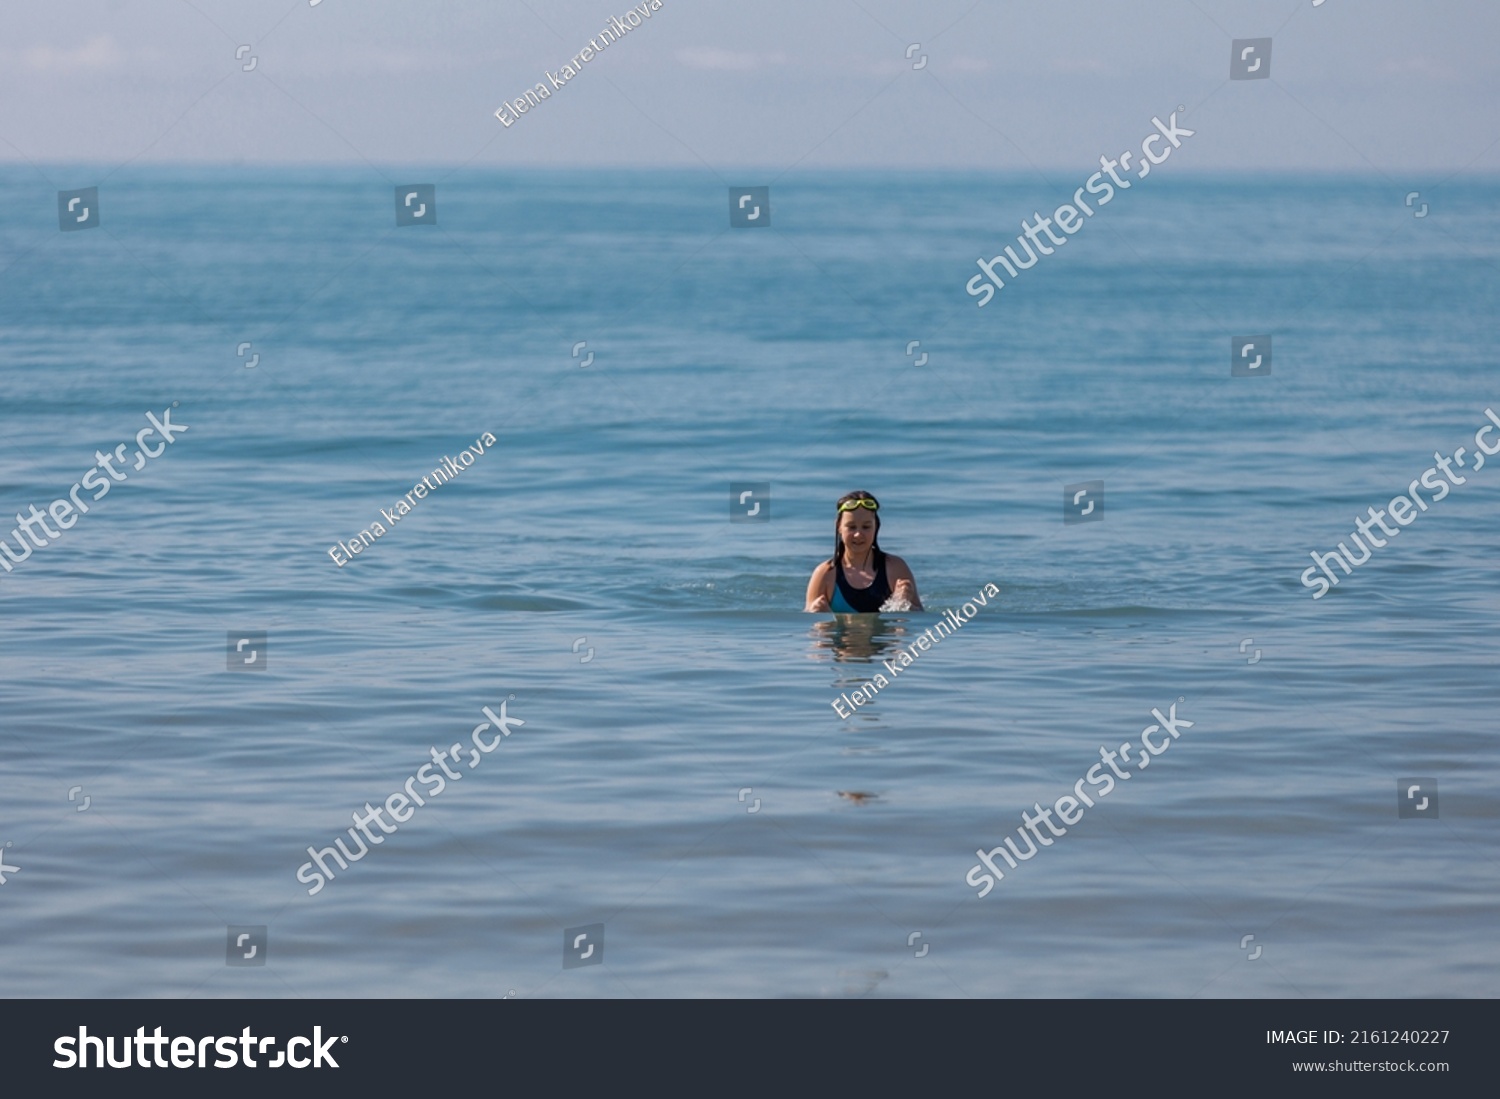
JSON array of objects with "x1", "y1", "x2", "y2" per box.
[{"x1": 832, "y1": 552, "x2": 891, "y2": 613}]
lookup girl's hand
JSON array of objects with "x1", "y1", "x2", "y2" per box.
[{"x1": 804, "y1": 560, "x2": 835, "y2": 612}]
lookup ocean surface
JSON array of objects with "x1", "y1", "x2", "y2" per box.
[{"x1": 1, "y1": 167, "x2": 1497, "y2": 998}]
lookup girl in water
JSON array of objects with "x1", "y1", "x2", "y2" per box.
[{"x1": 804, "y1": 491, "x2": 922, "y2": 613}]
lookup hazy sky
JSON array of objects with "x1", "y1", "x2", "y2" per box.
[{"x1": 2, "y1": 0, "x2": 1497, "y2": 177}]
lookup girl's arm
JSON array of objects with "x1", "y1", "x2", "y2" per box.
[
  {"x1": 804, "y1": 560, "x2": 833, "y2": 612},
  {"x1": 885, "y1": 555, "x2": 923, "y2": 610}
]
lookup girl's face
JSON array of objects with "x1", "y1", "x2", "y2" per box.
[{"x1": 838, "y1": 510, "x2": 877, "y2": 552}]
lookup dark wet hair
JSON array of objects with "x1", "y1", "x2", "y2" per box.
[{"x1": 832, "y1": 490, "x2": 883, "y2": 569}]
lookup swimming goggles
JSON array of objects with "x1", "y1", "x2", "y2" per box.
[{"x1": 837, "y1": 498, "x2": 879, "y2": 512}]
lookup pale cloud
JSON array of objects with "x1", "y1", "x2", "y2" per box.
[
  {"x1": 330, "y1": 47, "x2": 458, "y2": 74},
  {"x1": 676, "y1": 47, "x2": 788, "y2": 72},
  {"x1": 1050, "y1": 57, "x2": 1110, "y2": 75},
  {"x1": 1376, "y1": 54, "x2": 1458, "y2": 79},
  {"x1": 23, "y1": 34, "x2": 125, "y2": 74}
]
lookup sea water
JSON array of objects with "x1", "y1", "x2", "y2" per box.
[{"x1": 0, "y1": 167, "x2": 1496, "y2": 997}]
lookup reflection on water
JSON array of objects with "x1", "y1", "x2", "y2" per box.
[
  {"x1": 808, "y1": 614, "x2": 926, "y2": 726},
  {"x1": 807, "y1": 614, "x2": 915, "y2": 665}
]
